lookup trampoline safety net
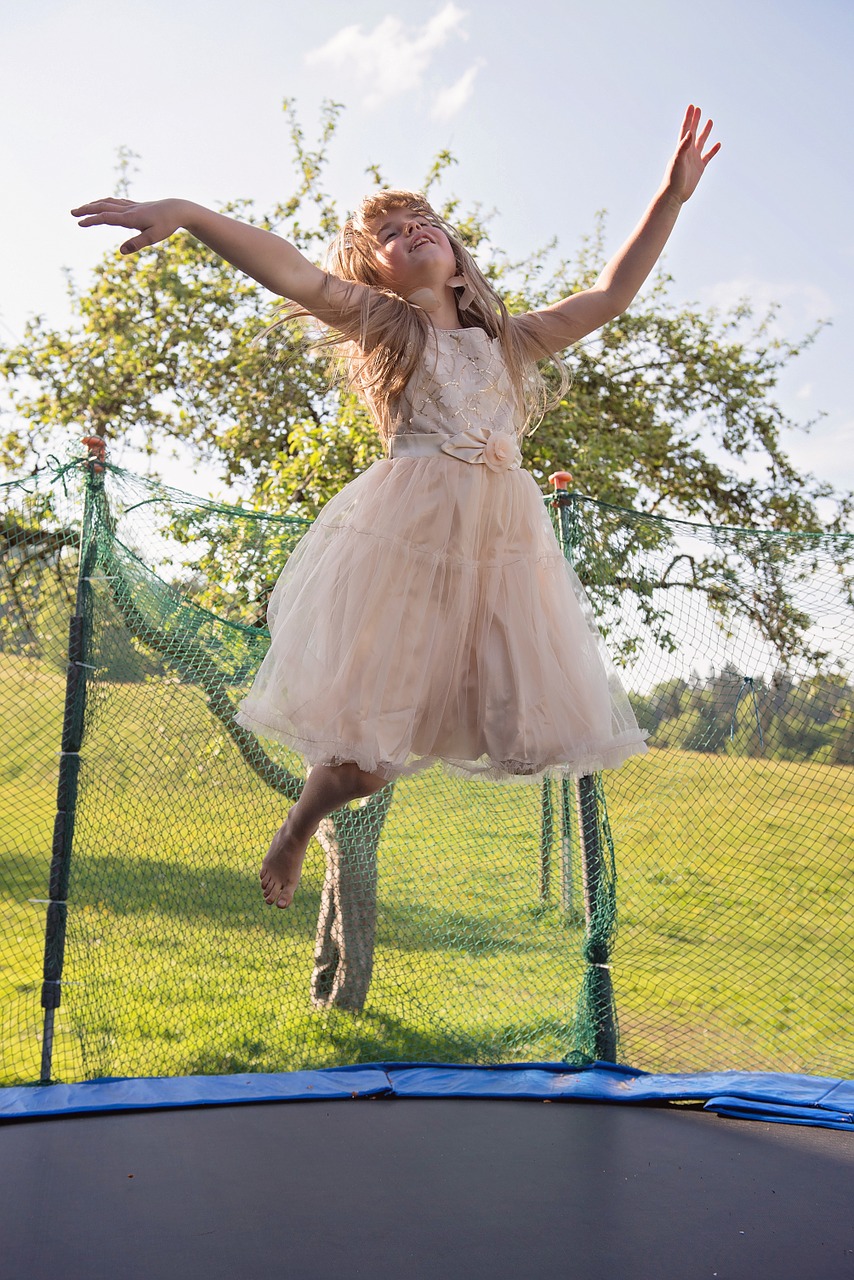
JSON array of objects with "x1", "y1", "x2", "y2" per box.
[{"x1": 1, "y1": 458, "x2": 852, "y2": 1087}]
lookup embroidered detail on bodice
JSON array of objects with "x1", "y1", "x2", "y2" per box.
[{"x1": 389, "y1": 327, "x2": 521, "y2": 445}]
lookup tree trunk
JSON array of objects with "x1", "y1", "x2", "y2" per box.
[{"x1": 310, "y1": 787, "x2": 394, "y2": 1013}]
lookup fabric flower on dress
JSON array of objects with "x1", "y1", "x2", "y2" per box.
[
  {"x1": 440, "y1": 424, "x2": 522, "y2": 472},
  {"x1": 483, "y1": 431, "x2": 522, "y2": 472}
]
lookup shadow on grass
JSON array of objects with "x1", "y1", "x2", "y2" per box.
[
  {"x1": 66, "y1": 852, "x2": 580, "y2": 955},
  {"x1": 68, "y1": 851, "x2": 322, "y2": 935},
  {"x1": 377, "y1": 898, "x2": 578, "y2": 956},
  {"x1": 178, "y1": 1009, "x2": 591, "y2": 1077},
  {"x1": 181, "y1": 1009, "x2": 480, "y2": 1076}
]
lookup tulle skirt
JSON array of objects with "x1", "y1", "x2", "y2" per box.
[{"x1": 235, "y1": 455, "x2": 649, "y2": 783}]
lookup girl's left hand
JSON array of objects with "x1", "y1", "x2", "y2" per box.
[{"x1": 665, "y1": 105, "x2": 721, "y2": 204}]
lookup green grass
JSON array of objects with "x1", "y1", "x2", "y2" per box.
[
  {"x1": 609, "y1": 748, "x2": 854, "y2": 1073},
  {"x1": 2, "y1": 653, "x2": 852, "y2": 1086}
]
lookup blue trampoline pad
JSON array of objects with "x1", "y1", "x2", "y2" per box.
[{"x1": 3, "y1": 1061, "x2": 853, "y2": 1128}]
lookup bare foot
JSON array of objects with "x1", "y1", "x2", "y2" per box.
[{"x1": 260, "y1": 813, "x2": 309, "y2": 909}]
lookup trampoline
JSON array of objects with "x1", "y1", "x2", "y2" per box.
[
  {"x1": 4, "y1": 1063, "x2": 854, "y2": 1278},
  {"x1": 4, "y1": 1079, "x2": 854, "y2": 1279}
]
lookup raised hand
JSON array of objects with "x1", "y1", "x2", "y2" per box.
[
  {"x1": 664, "y1": 105, "x2": 720, "y2": 204},
  {"x1": 70, "y1": 197, "x2": 189, "y2": 255}
]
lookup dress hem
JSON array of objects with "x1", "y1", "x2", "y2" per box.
[{"x1": 234, "y1": 706, "x2": 650, "y2": 786}]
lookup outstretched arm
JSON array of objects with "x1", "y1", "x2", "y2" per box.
[
  {"x1": 70, "y1": 197, "x2": 358, "y2": 321},
  {"x1": 516, "y1": 105, "x2": 721, "y2": 356}
]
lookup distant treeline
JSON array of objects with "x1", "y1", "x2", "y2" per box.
[{"x1": 631, "y1": 662, "x2": 853, "y2": 766}]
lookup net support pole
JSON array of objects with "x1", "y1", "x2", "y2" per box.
[
  {"x1": 576, "y1": 776, "x2": 617, "y2": 1061},
  {"x1": 538, "y1": 779, "x2": 553, "y2": 903},
  {"x1": 559, "y1": 777, "x2": 577, "y2": 920},
  {"x1": 547, "y1": 473, "x2": 579, "y2": 922},
  {"x1": 548, "y1": 472, "x2": 617, "y2": 1061},
  {"x1": 39, "y1": 443, "x2": 102, "y2": 1083}
]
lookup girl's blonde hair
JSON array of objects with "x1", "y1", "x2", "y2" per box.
[{"x1": 269, "y1": 188, "x2": 569, "y2": 447}]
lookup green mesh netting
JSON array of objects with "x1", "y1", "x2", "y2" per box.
[{"x1": 2, "y1": 458, "x2": 852, "y2": 1086}]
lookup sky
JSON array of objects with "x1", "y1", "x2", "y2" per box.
[{"x1": 2, "y1": 0, "x2": 852, "y2": 523}]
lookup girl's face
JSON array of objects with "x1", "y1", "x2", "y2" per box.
[{"x1": 367, "y1": 207, "x2": 457, "y2": 295}]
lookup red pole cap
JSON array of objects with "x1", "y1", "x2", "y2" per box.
[
  {"x1": 81, "y1": 435, "x2": 107, "y2": 473},
  {"x1": 548, "y1": 471, "x2": 573, "y2": 491}
]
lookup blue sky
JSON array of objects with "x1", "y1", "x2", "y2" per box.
[{"x1": 2, "y1": 0, "x2": 852, "y2": 518}]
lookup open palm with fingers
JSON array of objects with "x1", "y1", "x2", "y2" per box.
[
  {"x1": 70, "y1": 197, "x2": 188, "y2": 255},
  {"x1": 666, "y1": 104, "x2": 721, "y2": 204}
]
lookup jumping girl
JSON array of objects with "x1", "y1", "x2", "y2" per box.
[{"x1": 72, "y1": 104, "x2": 720, "y2": 911}]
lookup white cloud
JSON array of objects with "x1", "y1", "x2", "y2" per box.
[
  {"x1": 305, "y1": 4, "x2": 473, "y2": 110},
  {"x1": 431, "y1": 59, "x2": 484, "y2": 121},
  {"x1": 699, "y1": 277, "x2": 835, "y2": 338}
]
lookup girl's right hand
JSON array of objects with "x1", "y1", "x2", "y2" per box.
[
  {"x1": 70, "y1": 197, "x2": 188, "y2": 255},
  {"x1": 70, "y1": 197, "x2": 364, "y2": 322}
]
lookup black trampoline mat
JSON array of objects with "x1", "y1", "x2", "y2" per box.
[{"x1": 4, "y1": 1099, "x2": 854, "y2": 1279}]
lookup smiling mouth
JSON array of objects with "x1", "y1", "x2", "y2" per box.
[{"x1": 410, "y1": 235, "x2": 434, "y2": 251}]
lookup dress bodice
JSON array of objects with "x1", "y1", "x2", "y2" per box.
[{"x1": 389, "y1": 327, "x2": 522, "y2": 446}]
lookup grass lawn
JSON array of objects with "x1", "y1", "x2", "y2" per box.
[{"x1": 2, "y1": 654, "x2": 852, "y2": 1086}]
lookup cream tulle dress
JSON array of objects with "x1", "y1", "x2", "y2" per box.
[{"x1": 235, "y1": 325, "x2": 649, "y2": 784}]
